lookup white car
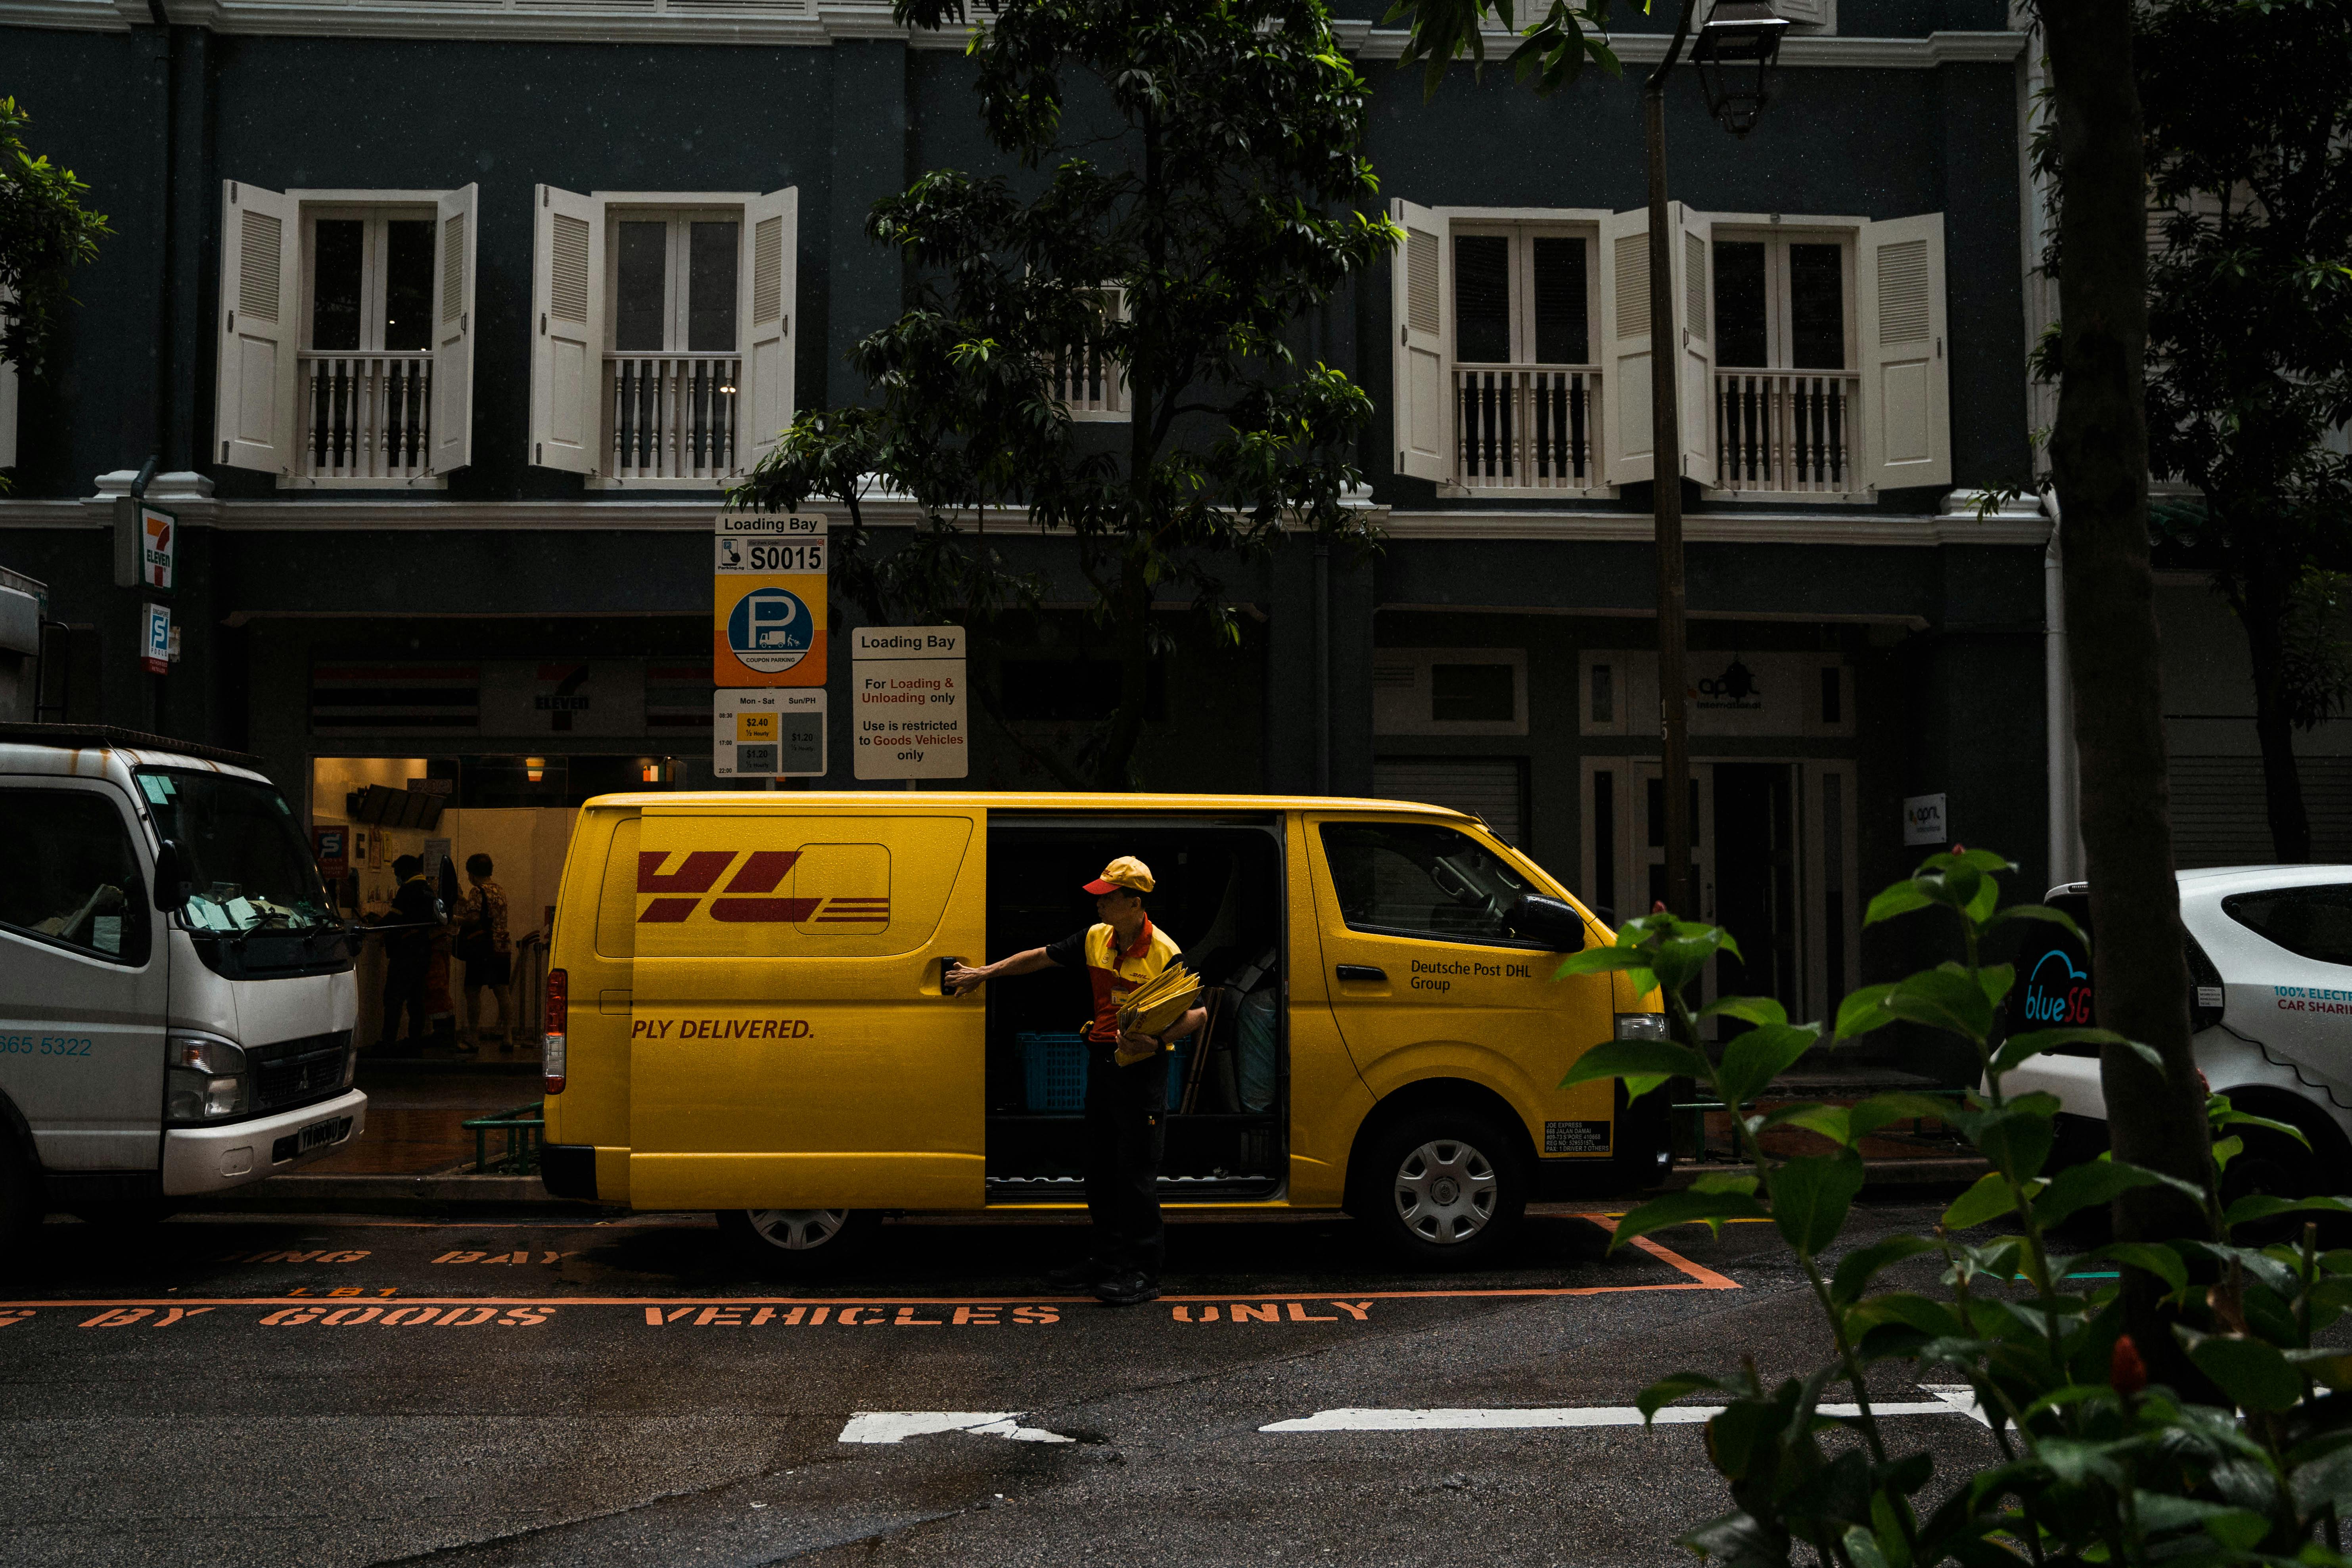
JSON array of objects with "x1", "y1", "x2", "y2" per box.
[{"x1": 2006, "y1": 866, "x2": 2352, "y2": 1199}]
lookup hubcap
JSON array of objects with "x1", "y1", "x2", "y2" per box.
[
  {"x1": 745, "y1": 1209, "x2": 849, "y2": 1251},
  {"x1": 1394, "y1": 1139, "x2": 1497, "y2": 1244}
]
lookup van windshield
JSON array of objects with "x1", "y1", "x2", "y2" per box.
[{"x1": 135, "y1": 770, "x2": 337, "y2": 934}]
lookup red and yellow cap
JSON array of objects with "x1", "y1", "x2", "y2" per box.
[{"x1": 1081, "y1": 855, "x2": 1154, "y2": 896}]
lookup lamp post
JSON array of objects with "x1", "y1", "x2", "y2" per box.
[{"x1": 1643, "y1": 0, "x2": 1787, "y2": 919}]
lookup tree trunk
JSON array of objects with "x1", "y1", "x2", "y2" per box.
[
  {"x1": 2236, "y1": 551, "x2": 2313, "y2": 862},
  {"x1": 2042, "y1": 0, "x2": 2214, "y2": 1290}
]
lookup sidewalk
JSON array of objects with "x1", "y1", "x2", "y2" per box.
[{"x1": 308, "y1": 1057, "x2": 544, "y2": 1176}]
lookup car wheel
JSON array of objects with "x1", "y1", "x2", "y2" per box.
[
  {"x1": 1362, "y1": 1110, "x2": 1526, "y2": 1269},
  {"x1": 717, "y1": 1208, "x2": 875, "y2": 1275}
]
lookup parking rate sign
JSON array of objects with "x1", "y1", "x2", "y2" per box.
[{"x1": 714, "y1": 512, "x2": 826, "y2": 687}]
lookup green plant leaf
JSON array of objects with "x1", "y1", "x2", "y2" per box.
[
  {"x1": 1986, "y1": 903, "x2": 2085, "y2": 941},
  {"x1": 1848, "y1": 1291, "x2": 1966, "y2": 1341},
  {"x1": 1848, "y1": 1093, "x2": 1961, "y2": 1140},
  {"x1": 2211, "y1": 1106, "x2": 2312, "y2": 1147},
  {"x1": 1771, "y1": 1152, "x2": 1867, "y2": 1257},
  {"x1": 1841, "y1": 1524, "x2": 1892, "y2": 1568},
  {"x1": 1716, "y1": 1021, "x2": 1822, "y2": 1109},
  {"x1": 1761, "y1": 1102, "x2": 1853, "y2": 1145},
  {"x1": 1954, "y1": 1100, "x2": 2057, "y2": 1183},
  {"x1": 2032, "y1": 1158, "x2": 2180, "y2": 1228},
  {"x1": 1559, "y1": 1039, "x2": 1711, "y2": 1092},
  {"x1": 1623, "y1": 1073, "x2": 1671, "y2": 1104},
  {"x1": 2181, "y1": 1330, "x2": 2304, "y2": 1413},
  {"x1": 1974, "y1": 962, "x2": 2015, "y2": 1012},
  {"x1": 2084, "y1": 1242, "x2": 2187, "y2": 1293},
  {"x1": 1699, "y1": 995, "x2": 1788, "y2": 1027},
  {"x1": 1609, "y1": 1188, "x2": 1768, "y2": 1250},
  {"x1": 2210, "y1": 1133, "x2": 2243, "y2": 1171},
  {"x1": 1636, "y1": 1371, "x2": 1729, "y2": 1421},
  {"x1": 1690, "y1": 1171, "x2": 1760, "y2": 1196},
  {"x1": 1835, "y1": 983, "x2": 1899, "y2": 1040},
  {"x1": 1553, "y1": 945, "x2": 1650, "y2": 977},
  {"x1": 1831, "y1": 1235, "x2": 1937, "y2": 1306},
  {"x1": 1881, "y1": 966, "x2": 1996, "y2": 1041},
  {"x1": 1988, "y1": 1027, "x2": 2131, "y2": 1075},
  {"x1": 1944, "y1": 1171, "x2": 2030, "y2": 1231},
  {"x1": 2201, "y1": 1509, "x2": 2271, "y2": 1551},
  {"x1": 1865, "y1": 880, "x2": 1935, "y2": 926},
  {"x1": 2224, "y1": 1193, "x2": 2352, "y2": 1230}
]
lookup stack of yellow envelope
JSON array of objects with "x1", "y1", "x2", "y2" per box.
[{"x1": 1111, "y1": 962, "x2": 1200, "y2": 1065}]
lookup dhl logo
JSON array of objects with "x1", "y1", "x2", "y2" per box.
[{"x1": 636, "y1": 850, "x2": 891, "y2": 926}]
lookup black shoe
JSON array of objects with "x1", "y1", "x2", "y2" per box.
[
  {"x1": 1092, "y1": 1271, "x2": 1161, "y2": 1307},
  {"x1": 1045, "y1": 1258, "x2": 1111, "y2": 1290}
]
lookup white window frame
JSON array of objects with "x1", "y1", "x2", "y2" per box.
[
  {"x1": 1447, "y1": 220, "x2": 1601, "y2": 371},
  {"x1": 1704, "y1": 213, "x2": 1869, "y2": 503},
  {"x1": 299, "y1": 200, "x2": 440, "y2": 357},
  {"x1": 1706, "y1": 222, "x2": 1859, "y2": 374},
  {"x1": 530, "y1": 188, "x2": 795, "y2": 491},
  {"x1": 603, "y1": 205, "x2": 744, "y2": 357},
  {"x1": 214, "y1": 185, "x2": 478, "y2": 490},
  {"x1": 1057, "y1": 285, "x2": 1129, "y2": 423}
]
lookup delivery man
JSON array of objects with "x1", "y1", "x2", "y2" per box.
[{"x1": 945, "y1": 856, "x2": 1206, "y2": 1306}]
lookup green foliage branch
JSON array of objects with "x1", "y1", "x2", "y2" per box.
[
  {"x1": 1562, "y1": 853, "x2": 2352, "y2": 1565},
  {"x1": 731, "y1": 0, "x2": 1394, "y2": 789},
  {"x1": 0, "y1": 95, "x2": 111, "y2": 488}
]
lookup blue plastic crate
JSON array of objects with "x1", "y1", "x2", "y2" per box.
[{"x1": 1020, "y1": 1031, "x2": 1088, "y2": 1112}]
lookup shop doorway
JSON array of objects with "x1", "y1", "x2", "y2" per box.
[{"x1": 1581, "y1": 757, "x2": 1858, "y2": 1026}]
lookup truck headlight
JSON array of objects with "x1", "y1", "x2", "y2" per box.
[
  {"x1": 1614, "y1": 1013, "x2": 1670, "y2": 1042},
  {"x1": 166, "y1": 1031, "x2": 250, "y2": 1123}
]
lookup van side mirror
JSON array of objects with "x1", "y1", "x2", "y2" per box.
[
  {"x1": 153, "y1": 840, "x2": 189, "y2": 913},
  {"x1": 1503, "y1": 893, "x2": 1587, "y2": 951}
]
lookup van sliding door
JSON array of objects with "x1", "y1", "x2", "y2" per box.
[{"x1": 625, "y1": 805, "x2": 987, "y2": 1210}]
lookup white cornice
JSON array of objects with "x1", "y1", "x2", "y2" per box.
[
  {"x1": 0, "y1": 490, "x2": 2046, "y2": 546},
  {"x1": 0, "y1": 1, "x2": 2024, "y2": 67}
]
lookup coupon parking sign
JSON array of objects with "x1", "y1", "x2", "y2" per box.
[{"x1": 714, "y1": 513, "x2": 826, "y2": 688}]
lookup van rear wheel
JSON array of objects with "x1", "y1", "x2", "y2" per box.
[
  {"x1": 1360, "y1": 1110, "x2": 1526, "y2": 1269},
  {"x1": 718, "y1": 1208, "x2": 875, "y2": 1275}
]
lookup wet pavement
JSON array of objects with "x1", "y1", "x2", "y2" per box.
[{"x1": 0, "y1": 1199, "x2": 2004, "y2": 1567}]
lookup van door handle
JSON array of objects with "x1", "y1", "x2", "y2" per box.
[
  {"x1": 1335, "y1": 964, "x2": 1386, "y2": 983},
  {"x1": 928, "y1": 957, "x2": 965, "y2": 997}
]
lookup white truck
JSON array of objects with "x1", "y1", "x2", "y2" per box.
[{"x1": 0, "y1": 725, "x2": 367, "y2": 1244}]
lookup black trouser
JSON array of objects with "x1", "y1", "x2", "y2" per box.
[
  {"x1": 1083, "y1": 1045, "x2": 1167, "y2": 1278},
  {"x1": 380, "y1": 949, "x2": 430, "y2": 1046}
]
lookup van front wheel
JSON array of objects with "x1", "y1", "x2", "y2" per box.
[
  {"x1": 1361, "y1": 1110, "x2": 1526, "y2": 1269},
  {"x1": 718, "y1": 1208, "x2": 875, "y2": 1275}
]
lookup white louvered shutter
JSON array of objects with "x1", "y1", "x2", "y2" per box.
[
  {"x1": 1770, "y1": 0, "x2": 1828, "y2": 25},
  {"x1": 1856, "y1": 212, "x2": 1950, "y2": 491},
  {"x1": 1390, "y1": 198, "x2": 1449, "y2": 482},
  {"x1": 429, "y1": 183, "x2": 479, "y2": 473},
  {"x1": 1673, "y1": 203, "x2": 1716, "y2": 485},
  {"x1": 529, "y1": 184, "x2": 604, "y2": 474},
  {"x1": 738, "y1": 187, "x2": 797, "y2": 470},
  {"x1": 213, "y1": 180, "x2": 300, "y2": 473},
  {"x1": 1597, "y1": 206, "x2": 1653, "y2": 485}
]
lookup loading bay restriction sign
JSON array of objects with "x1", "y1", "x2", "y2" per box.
[
  {"x1": 714, "y1": 512, "x2": 826, "y2": 688},
  {"x1": 853, "y1": 626, "x2": 967, "y2": 781}
]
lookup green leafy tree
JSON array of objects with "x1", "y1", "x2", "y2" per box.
[
  {"x1": 733, "y1": 0, "x2": 1394, "y2": 789},
  {"x1": 2136, "y1": 0, "x2": 2352, "y2": 864},
  {"x1": 1568, "y1": 855, "x2": 2352, "y2": 1566},
  {"x1": 0, "y1": 95, "x2": 110, "y2": 487}
]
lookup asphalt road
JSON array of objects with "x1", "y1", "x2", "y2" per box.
[{"x1": 0, "y1": 1200, "x2": 2003, "y2": 1568}]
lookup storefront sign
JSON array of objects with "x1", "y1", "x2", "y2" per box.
[
  {"x1": 1902, "y1": 792, "x2": 1948, "y2": 847},
  {"x1": 715, "y1": 512, "x2": 826, "y2": 688},
  {"x1": 312, "y1": 826, "x2": 350, "y2": 878},
  {"x1": 140, "y1": 507, "x2": 176, "y2": 591},
  {"x1": 853, "y1": 625, "x2": 968, "y2": 781},
  {"x1": 142, "y1": 603, "x2": 171, "y2": 675},
  {"x1": 714, "y1": 688, "x2": 827, "y2": 777}
]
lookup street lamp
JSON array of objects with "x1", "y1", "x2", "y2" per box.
[
  {"x1": 1691, "y1": 0, "x2": 1790, "y2": 137},
  {"x1": 1644, "y1": 0, "x2": 1783, "y2": 919}
]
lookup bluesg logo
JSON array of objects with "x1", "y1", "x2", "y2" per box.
[{"x1": 2020, "y1": 947, "x2": 2093, "y2": 1025}]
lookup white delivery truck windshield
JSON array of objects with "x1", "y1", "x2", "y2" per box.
[{"x1": 0, "y1": 725, "x2": 367, "y2": 1243}]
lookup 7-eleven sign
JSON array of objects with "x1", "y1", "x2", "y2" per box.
[{"x1": 140, "y1": 506, "x2": 175, "y2": 592}]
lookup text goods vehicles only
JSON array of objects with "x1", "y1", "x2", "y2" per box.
[{"x1": 536, "y1": 794, "x2": 1666, "y2": 1269}]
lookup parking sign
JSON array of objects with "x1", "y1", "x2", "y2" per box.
[{"x1": 713, "y1": 512, "x2": 826, "y2": 688}]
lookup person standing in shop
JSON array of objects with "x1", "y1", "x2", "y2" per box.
[
  {"x1": 370, "y1": 854, "x2": 443, "y2": 1052},
  {"x1": 452, "y1": 853, "x2": 514, "y2": 1053},
  {"x1": 945, "y1": 856, "x2": 1206, "y2": 1307}
]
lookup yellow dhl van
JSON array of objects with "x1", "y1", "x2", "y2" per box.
[{"x1": 537, "y1": 793, "x2": 1666, "y2": 1269}]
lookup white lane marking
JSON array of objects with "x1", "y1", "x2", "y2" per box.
[
  {"x1": 1920, "y1": 1384, "x2": 1994, "y2": 1426},
  {"x1": 1259, "y1": 1400, "x2": 1974, "y2": 1433},
  {"x1": 839, "y1": 1411, "x2": 1076, "y2": 1445}
]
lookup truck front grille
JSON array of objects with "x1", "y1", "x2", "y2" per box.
[{"x1": 251, "y1": 1030, "x2": 352, "y2": 1113}]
